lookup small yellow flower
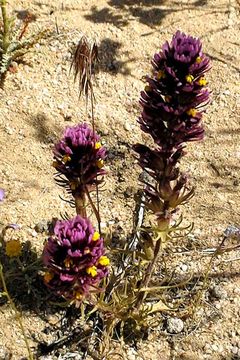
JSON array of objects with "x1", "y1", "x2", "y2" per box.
[
  {"x1": 64, "y1": 258, "x2": 73, "y2": 268},
  {"x1": 156, "y1": 70, "x2": 166, "y2": 80},
  {"x1": 144, "y1": 85, "x2": 152, "y2": 92},
  {"x1": 62, "y1": 154, "x2": 71, "y2": 164},
  {"x1": 95, "y1": 142, "x2": 102, "y2": 150},
  {"x1": 198, "y1": 77, "x2": 207, "y2": 86},
  {"x1": 44, "y1": 271, "x2": 54, "y2": 283},
  {"x1": 70, "y1": 181, "x2": 78, "y2": 190},
  {"x1": 187, "y1": 108, "x2": 197, "y2": 117},
  {"x1": 195, "y1": 56, "x2": 202, "y2": 63},
  {"x1": 86, "y1": 266, "x2": 97, "y2": 277},
  {"x1": 74, "y1": 291, "x2": 82, "y2": 301},
  {"x1": 92, "y1": 231, "x2": 100, "y2": 241},
  {"x1": 5, "y1": 240, "x2": 22, "y2": 257},
  {"x1": 165, "y1": 95, "x2": 171, "y2": 103},
  {"x1": 186, "y1": 74, "x2": 194, "y2": 83},
  {"x1": 98, "y1": 256, "x2": 110, "y2": 266},
  {"x1": 96, "y1": 159, "x2": 104, "y2": 169}
]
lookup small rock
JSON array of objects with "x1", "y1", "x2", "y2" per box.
[
  {"x1": 124, "y1": 122, "x2": 131, "y2": 131},
  {"x1": 232, "y1": 346, "x2": 239, "y2": 355},
  {"x1": 211, "y1": 344, "x2": 219, "y2": 352},
  {"x1": 0, "y1": 346, "x2": 11, "y2": 360},
  {"x1": 58, "y1": 353, "x2": 83, "y2": 359},
  {"x1": 5, "y1": 126, "x2": 13, "y2": 135},
  {"x1": 124, "y1": 187, "x2": 134, "y2": 198},
  {"x1": 35, "y1": 220, "x2": 49, "y2": 233},
  {"x1": 180, "y1": 263, "x2": 188, "y2": 272},
  {"x1": 166, "y1": 317, "x2": 184, "y2": 334},
  {"x1": 210, "y1": 285, "x2": 227, "y2": 300}
]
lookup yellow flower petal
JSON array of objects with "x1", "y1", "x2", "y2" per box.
[
  {"x1": 5, "y1": 240, "x2": 22, "y2": 257},
  {"x1": 86, "y1": 266, "x2": 97, "y2": 277},
  {"x1": 96, "y1": 159, "x2": 104, "y2": 169},
  {"x1": 95, "y1": 142, "x2": 102, "y2": 150},
  {"x1": 62, "y1": 155, "x2": 71, "y2": 164},
  {"x1": 98, "y1": 256, "x2": 110, "y2": 266},
  {"x1": 185, "y1": 74, "x2": 194, "y2": 83},
  {"x1": 198, "y1": 77, "x2": 207, "y2": 86},
  {"x1": 44, "y1": 271, "x2": 54, "y2": 283},
  {"x1": 187, "y1": 108, "x2": 197, "y2": 117},
  {"x1": 92, "y1": 232, "x2": 100, "y2": 241}
]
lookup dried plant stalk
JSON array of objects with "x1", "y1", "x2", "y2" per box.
[{"x1": 70, "y1": 35, "x2": 99, "y2": 102}]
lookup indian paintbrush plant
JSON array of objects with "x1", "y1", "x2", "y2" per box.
[
  {"x1": 0, "y1": 0, "x2": 47, "y2": 88},
  {"x1": 41, "y1": 31, "x2": 213, "y2": 358}
]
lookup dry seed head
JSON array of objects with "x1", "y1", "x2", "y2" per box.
[{"x1": 70, "y1": 35, "x2": 99, "y2": 99}]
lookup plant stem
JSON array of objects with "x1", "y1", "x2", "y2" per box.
[
  {"x1": 0, "y1": 0, "x2": 9, "y2": 87},
  {"x1": 74, "y1": 192, "x2": 87, "y2": 217},
  {"x1": 0, "y1": 263, "x2": 33, "y2": 360},
  {"x1": 135, "y1": 238, "x2": 162, "y2": 309},
  {"x1": 1, "y1": 0, "x2": 9, "y2": 52}
]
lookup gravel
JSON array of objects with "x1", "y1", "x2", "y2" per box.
[{"x1": 166, "y1": 317, "x2": 184, "y2": 334}]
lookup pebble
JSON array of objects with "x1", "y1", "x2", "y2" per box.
[
  {"x1": 0, "y1": 346, "x2": 11, "y2": 360},
  {"x1": 35, "y1": 220, "x2": 49, "y2": 233},
  {"x1": 210, "y1": 285, "x2": 227, "y2": 300},
  {"x1": 166, "y1": 317, "x2": 184, "y2": 334},
  {"x1": 124, "y1": 122, "x2": 131, "y2": 131},
  {"x1": 232, "y1": 346, "x2": 239, "y2": 355},
  {"x1": 211, "y1": 344, "x2": 219, "y2": 352},
  {"x1": 58, "y1": 352, "x2": 83, "y2": 359},
  {"x1": 4, "y1": 126, "x2": 14, "y2": 135},
  {"x1": 180, "y1": 263, "x2": 188, "y2": 272}
]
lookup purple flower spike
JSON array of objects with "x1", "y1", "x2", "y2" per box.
[
  {"x1": 0, "y1": 188, "x2": 5, "y2": 202},
  {"x1": 53, "y1": 123, "x2": 106, "y2": 195},
  {"x1": 138, "y1": 31, "x2": 210, "y2": 153},
  {"x1": 43, "y1": 215, "x2": 110, "y2": 304},
  {"x1": 134, "y1": 31, "x2": 211, "y2": 224}
]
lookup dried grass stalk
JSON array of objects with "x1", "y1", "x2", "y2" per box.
[{"x1": 70, "y1": 35, "x2": 99, "y2": 101}]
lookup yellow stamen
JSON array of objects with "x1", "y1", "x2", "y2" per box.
[
  {"x1": 98, "y1": 256, "x2": 110, "y2": 266},
  {"x1": 74, "y1": 291, "x2": 82, "y2": 300},
  {"x1": 70, "y1": 181, "x2": 78, "y2": 190},
  {"x1": 44, "y1": 271, "x2": 54, "y2": 283},
  {"x1": 92, "y1": 232, "x2": 100, "y2": 242},
  {"x1": 84, "y1": 248, "x2": 91, "y2": 255},
  {"x1": 187, "y1": 108, "x2": 197, "y2": 117},
  {"x1": 86, "y1": 266, "x2": 97, "y2": 277},
  {"x1": 156, "y1": 70, "x2": 166, "y2": 80},
  {"x1": 95, "y1": 142, "x2": 101, "y2": 150},
  {"x1": 144, "y1": 85, "x2": 152, "y2": 92},
  {"x1": 64, "y1": 258, "x2": 73, "y2": 268},
  {"x1": 5, "y1": 240, "x2": 22, "y2": 258},
  {"x1": 62, "y1": 154, "x2": 71, "y2": 164},
  {"x1": 96, "y1": 159, "x2": 104, "y2": 169},
  {"x1": 198, "y1": 77, "x2": 207, "y2": 86},
  {"x1": 165, "y1": 95, "x2": 171, "y2": 103},
  {"x1": 195, "y1": 56, "x2": 202, "y2": 64},
  {"x1": 52, "y1": 161, "x2": 58, "y2": 168},
  {"x1": 186, "y1": 74, "x2": 194, "y2": 83}
]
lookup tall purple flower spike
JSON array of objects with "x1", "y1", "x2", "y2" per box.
[
  {"x1": 43, "y1": 215, "x2": 109, "y2": 304},
  {"x1": 53, "y1": 123, "x2": 106, "y2": 195},
  {"x1": 136, "y1": 30, "x2": 210, "y2": 153},
  {"x1": 134, "y1": 31, "x2": 210, "y2": 224}
]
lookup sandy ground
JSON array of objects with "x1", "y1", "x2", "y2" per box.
[{"x1": 0, "y1": 0, "x2": 240, "y2": 359}]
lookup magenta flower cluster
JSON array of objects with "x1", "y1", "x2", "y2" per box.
[
  {"x1": 53, "y1": 123, "x2": 106, "y2": 194},
  {"x1": 43, "y1": 215, "x2": 109, "y2": 304},
  {"x1": 134, "y1": 31, "x2": 210, "y2": 222},
  {"x1": 138, "y1": 30, "x2": 210, "y2": 152}
]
